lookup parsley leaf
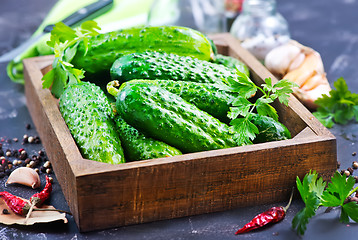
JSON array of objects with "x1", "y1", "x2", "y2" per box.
[
  {"x1": 223, "y1": 75, "x2": 298, "y2": 145},
  {"x1": 41, "y1": 21, "x2": 100, "y2": 98},
  {"x1": 292, "y1": 171, "x2": 325, "y2": 235},
  {"x1": 293, "y1": 170, "x2": 358, "y2": 235},
  {"x1": 320, "y1": 172, "x2": 358, "y2": 223},
  {"x1": 230, "y1": 117, "x2": 259, "y2": 145},
  {"x1": 321, "y1": 171, "x2": 354, "y2": 207},
  {"x1": 313, "y1": 77, "x2": 358, "y2": 128},
  {"x1": 341, "y1": 201, "x2": 358, "y2": 223}
]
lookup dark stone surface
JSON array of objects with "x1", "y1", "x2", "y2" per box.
[{"x1": 0, "y1": 0, "x2": 357, "y2": 239}]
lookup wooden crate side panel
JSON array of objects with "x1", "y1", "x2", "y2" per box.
[
  {"x1": 23, "y1": 58, "x2": 81, "y2": 226},
  {"x1": 75, "y1": 137, "x2": 336, "y2": 232}
]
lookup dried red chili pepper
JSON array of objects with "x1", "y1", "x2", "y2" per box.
[
  {"x1": 25, "y1": 175, "x2": 53, "y2": 222},
  {"x1": 0, "y1": 191, "x2": 31, "y2": 216},
  {"x1": 235, "y1": 190, "x2": 294, "y2": 235},
  {"x1": 29, "y1": 175, "x2": 52, "y2": 207}
]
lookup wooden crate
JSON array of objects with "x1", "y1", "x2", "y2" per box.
[{"x1": 23, "y1": 33, "x2": 337, "y2": 232}]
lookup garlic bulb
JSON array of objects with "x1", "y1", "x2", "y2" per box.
[
  {"x1": 264, "y1": 40, "x2": 331, "y2": 110},
  {"x1": 6, "y1": 167, "x2": 41, "y2": 189}
]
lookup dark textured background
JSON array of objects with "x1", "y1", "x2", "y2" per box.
[{"x1": 0, "y1": 0, "x2": 357, "y2": 239}]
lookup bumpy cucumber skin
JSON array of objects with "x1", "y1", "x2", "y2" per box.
[
  {"x1": 113, "y1": 115, "x2": 182, "y2": 161},
  {"x1": 116, "y1": 81, "x2": 238, "y2": 153},
  {"x1": 71, "y1": 26, "x2": 214, "y2": 75},
  {"x1": 122, "y1": 79, "x2": 237, "y2": 123},
  {"x1": 110, "y1": 51, "x2": 238, "y2": 84},
  {"x1": 213, "y1": 54, "x2": 250, "y2": 77},
  {"x1": 250, "y1": 114, "x2": 291, "y2": 143},
  {"x1": 59, "y1": 82, "x2": 125, "y2": 164}
]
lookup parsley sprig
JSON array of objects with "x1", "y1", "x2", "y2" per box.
[
  {"x1": 41, "y1": 21, "x2": 100, "y2": 98},
  {"x1": 313, "y1": 77, "x2": 358, "y2": 128},
  {"x1": 219, "y1": 72, "x2": 298, "y2": 145},
  {"x1": 292, "y1": 171, "x2": 358, "y2": 235}
]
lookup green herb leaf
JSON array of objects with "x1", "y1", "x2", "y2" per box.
[
  {"x1": 41, "y1": 21, "x2": 100, "y2": 98},
  {"x1": 225, "y1": 75, "x2": 296, "y2": 144},
  {"x1": 321, "y1": 172, "x2": 355, "y2": 207},
  {"x1": 255, "y1": 98, "x2": 278, "y2": 121},
  {"x1": 274, "y1": 79, "x2": 298, "y2": 106},
  {"x1": 228, "y1": 97, "x2": 253, "y2": 120},
  {"x1": 341, "y1": 201, "x2": 358, "y2": 223},
  {"x1": 314, "y1": 77, "x2": 358, "y2": 128},
  {"x1": 292, "y1": 192, "x2": 320, "y2": 235},
  {"x1": 292, "y1": 171, "x2": 326, "y2": 235},
  {"x1": 220, "y1": 72, "x2": 257, "y2": 98},
  {"x1": 312, "y1": 110, "x2": 335, "y2": 128},
  {"x1": 229, "y1": 118, "x2": 258, "y2": 145}
]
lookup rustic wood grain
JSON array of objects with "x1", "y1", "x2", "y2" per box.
[{"x1": 23, "y1": 34, "x2": 337, "y2": 232}]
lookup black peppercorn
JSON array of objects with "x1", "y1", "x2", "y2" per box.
[
  {"x1": 40, "y1": 166, "x2": 47, "y2": 173},
  {"x1": 19, "y1": 153, "x2": 26, "y2": 160},
  {"x1": 348, "y1": 167, "x2": 354, "y2": 175},
  {"x1": 25, "y1": 123, "x2": 31, "y2": 130},
  {"x1": 34, "y1": 136, "x2": 41, "y2": 144},
  {"x1": 2, "y1": 209, "x2": 9, "y2": 214}
]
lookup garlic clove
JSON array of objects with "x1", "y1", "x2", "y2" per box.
[
  {"x1": 264, "y1": 41, "x2": 302, "y2": 78},
  {"x1": 294, "y1": 83, "x2": 331, "y2": 110},
  {"x1": 301, "y1": 73, "x2": 328, "y2": 91},
  {"x1": 283, "y1": 51, "x2": 325, "y2": 87},
  {"x1": 6, "y1": 167, "x2": 41, "y2": 189}
]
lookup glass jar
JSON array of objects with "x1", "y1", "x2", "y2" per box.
[
  {"x1": 230, "y1": 0, "x2": 290, "y2": 61},
  {"x1": 147, "y1": 0, "x2": 226, "y2": 34}
]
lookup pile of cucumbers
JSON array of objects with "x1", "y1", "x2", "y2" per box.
[{"x1": 58, "y1": 25, "x2": 291, "y2": 164}]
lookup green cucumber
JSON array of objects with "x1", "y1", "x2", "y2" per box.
[
  {"x1": 71, "y1": 26, "x2": 214, "y2": 75},
  {"x1": 111, "y1": 79, "x2": 238, "y2": 123},
  {"x1": 110, "y1": 51, "x2": 240, "y2": 84},
  {"x1": 59, "y1": 81, "x2": 125, "y2": 164},
  {"x1": 250, "y1": 114, "x2": 291, "y2": 143},
  {"x1": 213, "y1": 54, "x2": 250, "y2": 77},
  {"x1": 113, "y1": 115, "x2": 182, "y2": 161},
  {"x1": 114, "y1": 81, "x2": 238, "y2": 153}
]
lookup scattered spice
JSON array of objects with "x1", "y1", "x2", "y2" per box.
[
  {"x1": 353, "y1": 161, "x2": 358, "y2": 169},
  {"x1": 235, "y1": 190, "x2": 293, "y2": 234},
  {"x1": 353, "y1": 152, "x2": 357, "y2": 156},
  {"x1": 2, "y1": 209, "x2": 9, "y2": 215}
]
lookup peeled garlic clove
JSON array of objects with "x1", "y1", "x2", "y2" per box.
[
  {"x1": 283, "y1": 51, "x2": 324, "y2": 87},
  {"x1": 6, "y1": 167, "x2": 41, "y2": 189},
  {"x1": 301, "y1": 73, "x2": 328, "y2": 91},
  {"x1": 264, "y1": 41, "x2": 302, "y2": 77},
  {"x1": 294, "y1": 83, "x2": 331, "y2": 110}
]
